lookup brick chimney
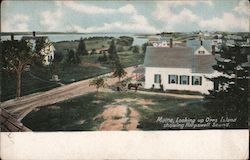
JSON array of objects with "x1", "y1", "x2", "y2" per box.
[
  {"x1": 170, "y1": 38, "x2": 173, "y2": 48},
  {"x1": 212, "y1": 45, "x2": 215, "y2": 55},
  {"x1": 11, "y1": 34, "x2": 14, "y2": 41},
  {"x1": 33, "y1": 31, "x2": 36, "y2": 37}
]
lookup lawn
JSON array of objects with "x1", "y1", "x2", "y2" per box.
[
  {"x1": 1, "y1": 46, "x2": 144, "y2": 101},
  {"x1": 1, "y1": 71, "x2": 60, "y2": 102},
  {"x1": 30, "y1": 51, "x2": 143, "y2": 84},
  {"x1": 22, "y1": 92, "x2": 210, "y2": 131}
]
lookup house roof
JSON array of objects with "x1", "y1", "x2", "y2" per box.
[
  {"x1": 144, "y1": 46, "x2": 217, "y2": 74},
  {"x1": 186, "y1": 39, "x2": 213, "y2": 53}
]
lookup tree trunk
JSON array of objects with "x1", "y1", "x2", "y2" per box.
[{"x1": 16, "y1": 71, "x2": 22, "y2": 98}]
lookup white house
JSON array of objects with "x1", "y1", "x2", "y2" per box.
[
  {"x1": 143, "y1": 41, "x2": 218, "y2": 94},
  {"x1": 22, "y1": 36, "x2": 55, "y2": 65}
]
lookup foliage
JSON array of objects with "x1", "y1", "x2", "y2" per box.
[
  {"x1": 77, "y1": 37, "x2": 88, "y2": 55},
  {"x1": 116, "y1": 36, "x2": 134, "y2": 46},
  {"x1": 66, "y1": 49, "x2": 80, "y2": 64},
  {"x1": 53, "y1": 51, "x2": 64, "y2": 63},
  {"x1": 89, "y1": 77, "x2": 106, "y2": 92},
  {"x1": 112, "y1": 60, "x2": 127, "y2": 82},
  {"x1": 116, "y1": 45, "x2": 124, "y2": 52},
  {"x1": 2, "y1": 39, "x2": 48, "y2": 97},
  {"x1": 142, "y1": 42, "x2": 149, "y2": 54},
  {"x1": 205, "y1": 45, "x2": 248, "y2": 126},
  {"x1": 108, "y1": 39, "x2": 119, "y2": 61},
  {"x1": 98, "y1": 53, "x2": 108, "y2": 63},
  {"x1": 132, "y1": 45, "x2": 140, "y2": 53}
]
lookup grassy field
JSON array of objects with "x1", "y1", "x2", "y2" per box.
[
  {"x1": 22, "y1": 92, "x2": 208, "y2": 131},
  {"x1": 2, "y1": 36, "x2": 144, "y2": 101},
  {"x1": 53, "y1": 37, "x2": 112, "y2": 54},
  {"x1": 30, "y1": 51, "x2": 143, "y2": 84},
  {"x1": 1, "y1": 71, "x2": 60, "y2": 101}
]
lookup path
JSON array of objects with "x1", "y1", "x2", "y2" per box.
[
  {"x1": 94, "y1": 105, "x2": 140, "y2": 131},
  {"x1": 1, "y1": 66, "x2": 136, "y2": 119}
]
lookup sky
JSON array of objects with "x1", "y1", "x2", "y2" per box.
[{"x1": 1, "y1": 0, "x2": 249, "y2": 33}]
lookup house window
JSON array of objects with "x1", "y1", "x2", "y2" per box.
[
  {"x1": 168, "y1": 75, "x2": 178, "y2": 84},
  {"x1": 180, "y1": 75, "x2": 189, "y2": 85},
  {"x1": 192, "y1": 76, "x2": 202, "y2": 85},
  {"x1": 198, "y1": 50, "x2": 205, "y2": 54},
  {"x1": 154, "y1": 74, "x2": 161, "y2": 83}
]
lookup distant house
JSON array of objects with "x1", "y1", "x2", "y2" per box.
[
  {"x1": 143, "y1": 41, "x2": 218, "y2": 94},
  {"x1": 213, "y1": 39, "x2": 222, "y2": 44},
  {"x1": 225, "y1": 35, "x2": 243, "y2": 41},
  {"x1": 22, "y1": 36, "x2": 55, "y2": 65},
  {"x1": 226, "y1": 39, "x2": 236, "y2": 47},
  {"x1": 186, "y1": 39, "x2": 215, "y2": 55}
]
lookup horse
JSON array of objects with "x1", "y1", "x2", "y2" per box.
[{"x1": 128, "y1": 83, "x2": 142, "y2": 91}]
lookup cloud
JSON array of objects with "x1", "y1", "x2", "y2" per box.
[
  {"x1": 160, "y1": 1, "x2": 213, "y2": 6},
  {"x1": 155, "y1": 0, "x2": 248, "y2": 32},
  {"x1": 67, "y1": 8, "x2": 157, "y2": 33},
  {"x1": 155, "y1": 1, "x2": 202, "y2": 31},
  {"x1": 233, "y1": 0, "x2": 249, "y2": 15},
  {"x1": 169, "y1": 8, "x2": 199, "y2": 24},
  {"x1": 68, "y1": 14, "x2": 158, "y2": 33},
  {"x1": 2, "y1": 14, "x2": 30, "y2": 32},
  {"x1": 118, "y1": 4, "x2": 137, "y2": 14},
  {"x1": 57, "y1": 1, "x2": 137, "y2": 15},
  {"x1": 52, "y1": 1, "x2": 157, "y2": 33},
  {"x1": 199, "y1": 12, "x2": 249, "y2": 31},
  {"x1": 40, "y1": 9, "x2": 63, "y2": 31}
]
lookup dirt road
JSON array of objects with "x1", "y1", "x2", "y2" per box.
[
  {"x1": 94, "y1": 105, "x2": 140, "y2": 131},
  {"x1": 1, "y1": 66, "x2": 136, "y2": 118}
]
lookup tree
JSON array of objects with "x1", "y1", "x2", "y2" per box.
[
  {"x1": 142, "y1": 42, "x2": 149, "y2": 54},
  {"x1": 67, "y1": 49, "x2": 80, "y2": 64},
  {"x1": 205, "y1": 45, "x2": 248, "y2": 126},
  {"x1": 112, "y1": 60, "x2": 127, "y2": 82},
  {"x1": 53, "y1": 51, "x2": 63, "y2": 63},
  {"x1": 2, "y1": 39, "x2": 47, "y2": 98},
  {"x1": 89, "y1": 77, "x2": 106, "y2": 93},
  {"x1": 77, "y1": 37, "x2": 88, "y2": 56},
  {"x1": 98, "y1": 52, "x2": 108, "y2": 63},
  {"x1": 108, "y1": 39, "x2": 118, "y2": 61},
  {"x1": 132, "y1": 45, "x2": 140, "y2": 53}
]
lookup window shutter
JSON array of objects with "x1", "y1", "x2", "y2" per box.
[
  {"x1": 187, "y1": 76, "x2": 190, "y2": 84},
  {"x1": 168, "y1": 75, "x2": 170, "y2": 84},
  {"x1": 192, "y1": 76, "x2": 194, "y2": 85},
  {"x1": 200, "y1": 77, "x2": 202, "y2": 85},
  {"x1": 176, "y1": 75, "x2": 178, "y2": 84}
]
